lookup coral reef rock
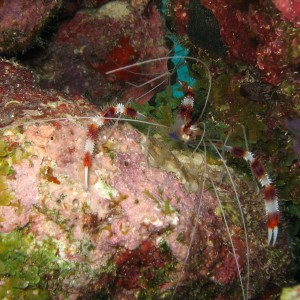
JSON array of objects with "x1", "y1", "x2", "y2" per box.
[
  {"x1": 167, "y1": 0, "x2": 300, "y2": 86},
  {"x1": 280, "y1": 284, "x2": 300, "y2": 300},
  {"x1": 0, "y1": 59, "x2": 292, "y2": 299},
  {"x1": 0, "y1": 0, "x2": 63, "y2": 54},
  {"x1": 29, "y1": 1, "x2": 168, "y2": 106}
]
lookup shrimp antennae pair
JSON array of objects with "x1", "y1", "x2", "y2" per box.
[{"x1": 107, "y1": 55, "x2": 251, "y2": 300}]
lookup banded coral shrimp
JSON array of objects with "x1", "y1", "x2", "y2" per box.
[
  {"x1": 105, "y1": 55, "x2": 283, "y2": 296},
  {"x1": 0, "y1": 57, "x2": 289, "y2": 299}
]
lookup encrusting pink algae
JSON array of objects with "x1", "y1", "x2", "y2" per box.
[
  {"x1": 0, "y1": 0, "x2": 63, "y2": 54},
  {"x1": 0, "y1": 0, "x2": 298, "y2": 297},
  {"x1": 0, "y1": 58, "x2": 291, "y2": 299}
]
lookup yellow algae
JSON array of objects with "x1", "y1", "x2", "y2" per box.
[
  {"x1": 94, "y1": 1, "x2": 131, "y2": 20},
  {"x1": 0, "y1": 190, "x2": 13, "y2": 206}
]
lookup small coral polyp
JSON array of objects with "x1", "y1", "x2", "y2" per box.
[{"x1": 0, "y1": 58, "x2": 290, "y2": 299}]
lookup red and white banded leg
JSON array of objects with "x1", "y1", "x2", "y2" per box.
[
  {"x1": 224, "y1": 145, "x2": 280, "y2": 246},
  {"x1": 168, "y1": 82, "x2": 280, "y2": 246},
  {"x1": 83, "y1": 103, "x2": 145, "y2": 190}
]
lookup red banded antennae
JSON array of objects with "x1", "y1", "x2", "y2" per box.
[{"x1": 106, "y1": 56, "x2": 212, "y2": 120}]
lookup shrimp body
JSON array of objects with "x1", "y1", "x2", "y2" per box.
[
  {"x1": 167, "y1": 82, "x2": 280, "y2": 245},
  {"x1": 1, "y1": 55, "x2": 289, "y2": 300}
]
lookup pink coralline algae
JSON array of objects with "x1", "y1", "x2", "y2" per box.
[
  {"x1": 201, "y1": 0, "x2": 299, "y2": 86},
  {"x1": 168, "y1": 0, "x2": 299, "y2": 86},
  {"x1": 0, "y1": 59, "x2": 291, "y2": 299},
  {"x1": 30, "y1": 1, "x2": 168, "y2": 106},
  {"x1": 273, "y1": 0, "x2": 300, "y2": 27},
  {"x1": 0, "y1": 0, "x2": 63, "y2": 54}
]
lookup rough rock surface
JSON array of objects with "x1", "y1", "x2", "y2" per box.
[
  {"x1": 168, "y1": 0, "x2": 300, "y2": 86},
  {"x1": 0, "y1": 0, "x2": 63, "y2": 54},
  {"x1": 0, "y1": 59, "x2": 292, "y2": 299},
  {"x1": 29, "y1": 1, "x2": 168, "y2": 106},
  {"x1": 273, "y1": 0, "x2": 300, "y2": 26}
]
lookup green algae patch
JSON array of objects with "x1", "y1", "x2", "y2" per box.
[
  {"x1": 0, "y1": 138, "x2": 39, "y2": 208},
  {"x1": 10, "y1": 146, "x2": 29, "y2": 164},
  {"x1": 0, "y1": 227, "x2": 124, "y2": 299},
  {"x1": 0, "y1": 135, "x2": 30, "y2": 166},
  {"x1": 218, "y1": 199, "x2": 244, "y2": 227},
  {"x1": 0, "y1": 229, "x2": 69, "y2": 299},
  {"x1": 0, "y1": 170, "x2": 13, "y2": 206},
  {"x1": 144, "y1": 189, "x2": 176, "y2": 215},
  {"x1": 0, "y1": 140, "x2": 8, "y2": 157},
  {"x1": 0, "y1": 277, "x2": 49, "y2": 300},
  {"x1": 280, "y1": 285, "x2": 300, "y2": 300},
  {"x1": 130, "y1": 84, "x2": 180, "y2": 137},
  {"x1": 0, "y1": 189, "x2": 13, "y2": 206},
  {"x1": 0, "y1": 159, "x2": 10, "y2": 176}
]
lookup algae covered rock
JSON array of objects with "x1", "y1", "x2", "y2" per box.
[
  {"x1": 0, "y1": 0, "x2": 63, "y2": 54},
  {"x1": 0, "y1": 59, "x2": 292, "y2": 299},
  {"x1": 280, "y1": 285, "x2": 300, "y2": 300},
  {"x1": 30, "y1": 1, "x2": 168, "y2": 106}
]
